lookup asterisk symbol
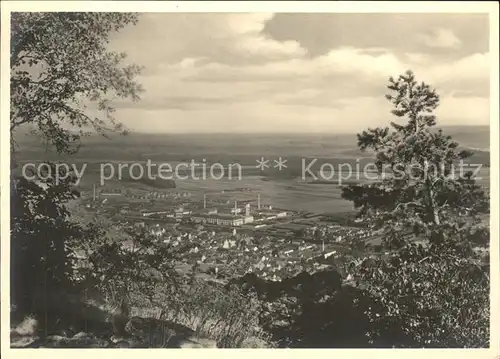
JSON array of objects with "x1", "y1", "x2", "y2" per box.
[
  {"x1": 274, "y1": 157, "x2": 287, "y2": 170},
  {"x1": 256, "y1": 157, "x2": 269, "y2": 170}
]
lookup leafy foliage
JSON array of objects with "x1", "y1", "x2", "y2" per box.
[
  {"x1": 10, "y1": 12, "x2": 143, "y2": 325},
  {"x1": 10, "y1": 12, "x2": 143, "y2": 153},
  {"x1": 74, "y1": 225, "x2": 189, "y2": 310},
  {"x1": 229, "y1": 269, "x2": 400, "y2": 348},
  {"x1": 168, "y1": 278, "x2": 268, "y2": 348},
  {"x1": 358, "y1": 245, "x2": 489, "y2": 347},
  {"x1": 9, "y1": 13, "x2": 269, "y2": 348},
  {"x1": 10, "y1": 166, "x2": 81, "y2": 318},
  {"x1": 342, "y1": 70, "x2": 490, "y2": 347}
]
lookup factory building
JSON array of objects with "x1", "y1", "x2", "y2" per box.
[
  {"x1": 253, "y1": 210, "x2": 288, "y2": 222},
  {"x1": 191, "y1": 214, "x2": 245, "y2": 227},
  {"x1": 175, "y1": 207, "x2": 192, "y2": 218},
  {"x1": 191, "y1": 201, "x2": 253, "y2": 226}
]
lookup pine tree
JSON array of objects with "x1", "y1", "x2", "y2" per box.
[{"x1": 342, "y1": 70, "x2": 490, "y2": 347}]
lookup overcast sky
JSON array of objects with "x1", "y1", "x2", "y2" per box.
[{"x1": 107, "y1": 13, "x2": 490, "y2": 133}]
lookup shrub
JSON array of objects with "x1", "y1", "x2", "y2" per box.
[{"x1": 153, "y1": 278, "x2": 271, "y2": 348}]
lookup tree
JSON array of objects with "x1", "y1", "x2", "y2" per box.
[
  {"x1": 342, "y1": 70, "x2": 490, "y2": 347},
  {"x1": 10, "y1": 13, "x2": 143, "y2": 322},
  {"x1": 10, "y1": 12, "x2": 143, "y2": 154},
  {"x1": 75, "y1": 225, "x2": 189, "y2": 309},
  {"x1": 10, "y1": 167, "x2": 81, "y2": 318}
]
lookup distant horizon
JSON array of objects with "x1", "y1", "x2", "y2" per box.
[
  {"x1": 125, "y1": 123, "x2": 491, "y2": 136},
  {"x1": 14, "y1": 123, "x2": 491, "y2": 137}
]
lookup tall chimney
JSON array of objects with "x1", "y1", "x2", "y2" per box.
[
  {"x1": 257, "y1": 193, "x2": 261, "y2": 210},
  {"x1": 203, "y1": 194, "x2": 206, "y2": 209},
  {"x1": 93, "y1": 184, "x2": 96, "y2": 202}
]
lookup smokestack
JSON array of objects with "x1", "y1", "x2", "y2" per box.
[
  {"x1": 234, "y1": 200, "x2": 237, "y2": 211},
  {"x1": 93, "y1": 184, "x2": 96, "y2": 202},
  {"x1": 257, "y1": 193, "x2": 261, "y2": 210},
  {"x1": 203, "y1": 194, "x2": 206, "y2": 209}
]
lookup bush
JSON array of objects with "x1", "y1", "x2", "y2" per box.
[
  {"x1": 151, "y1": 279, "x2": 271, "y2": 348},
  {"x1": 352, "y1": 245, "x2": 489, "y2": 347}
]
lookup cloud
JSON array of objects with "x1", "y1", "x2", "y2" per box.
[
  {"x1": 265, "y1": 13, "x2": 487, "y2": 57},
  {"x1": 417, "y1": 28, "x2": 462, "y2": 49},
  {"x1": 164, "y1": 47, "x2": 405, "y2": 83},
  {"x1": 152, "y1": 48, "x2": 488, "y2": 95},
  {"x1": 109, "y1": 13, "x2": 306, "y2": 72},
  {"x1": 106, "y1": 13, "x2": 489, "y2": 133},
  {"x1": 409, "y1": 52, "x2": 490, "y2": 97},
  {"x1": 226, "y1": 13, "x2": 307, "y2": 59}
]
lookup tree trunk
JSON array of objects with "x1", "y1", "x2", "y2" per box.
[{"x1": 427, "y1": 184, "x2": 440, "y2": 226}]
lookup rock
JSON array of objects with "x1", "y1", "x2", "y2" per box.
[
  {"x1": 46, "y1": 335, "x2": 67, "y2": 342},
  {"x1": 121, "y1": 316, "x2": 218, "y2": 348},
  {"x1": 193, "y1": 337, "x2": 218, "y2": 348},
  {"x1": 110, "y1": 335, "x2": 127, "y2": 344},
  {"x1": 169, "y1": 335, "x2": 217, "y2": 348},
  {"x1": 240, "y1": 336, "x2": 269, "y2": 348},
  {"x1": 72, "y1": 332, "x2": 90, "y2": 339},
  {"x1": 39, "y1": 333, "x2": 109, "y2": 348},
  {"x1": 43, "y1": 335, "x2": 70, "y2": 347},
  {"x1": 115, "y1": 340, "x2": 130, "y2": 348},
  {"x1": 10, "y1": 336, "x2": 41, "y2": 348},
  {"x1": 12, "y1": 317, "x2": 38, "y2": 336},
  {"x1": 178, "y1": 338, "x2": 215, "y2": 348}
]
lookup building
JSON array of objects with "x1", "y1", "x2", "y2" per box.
[
  {"x1": 142, "y1": 210, "x2": 170, "y2": 217},
  {"x1": 100, "y1": 192, "x2": 122, "y2": 197},
  {"x1": 230, "y1": 200, "x2": 243, "y2": 214},
  {"x1": 191, "y1": 214, "x2": 245, "y2": 227},
  {"x1": 254, "y1": 210, "x2": 287, "y2": 222},
  {"x1": 191, "y1": 198, "x2": 255, "y2": 226},
  {"x1": 243, "y1": 215, "x2": 254, "y2": 224},
  {"x1": 175, "y1": 207, "x2": 192, "y2": 218}
]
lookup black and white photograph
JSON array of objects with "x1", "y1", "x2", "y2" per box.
[{"x1": 1, "y1": 1, "x2": 499, "y2": 354}]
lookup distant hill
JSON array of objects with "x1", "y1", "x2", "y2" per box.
[
  {"x1": 11, "y1": 125, "x2": 490, "y2": 165},
  {"x1": 437, "y1": 125, "x2": 489, "y2": 152}
]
